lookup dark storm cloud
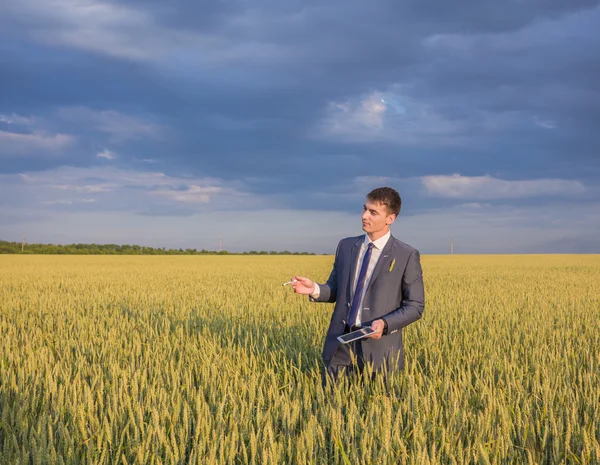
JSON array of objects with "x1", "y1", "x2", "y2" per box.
[{"x1": 2, "y1": 0, "x2": 598, "y2": 183}]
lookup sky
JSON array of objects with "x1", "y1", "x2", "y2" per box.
[{"x1": 1, "y1": 0, "x2": 599, "y2": 254}]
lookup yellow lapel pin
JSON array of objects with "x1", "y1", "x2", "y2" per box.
[{"x1": 389, "y1": 258, "x2": 396, "y2": 272}]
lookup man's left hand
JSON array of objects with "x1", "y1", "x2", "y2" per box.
[{"x1": 368, "y1": 319, "x2": 385, "y2": 339}]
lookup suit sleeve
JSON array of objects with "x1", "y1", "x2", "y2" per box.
[
  {"x1": 309, "y1": 240, "x2": 341, "y2": 304},
  {"x1": 382, "y1": 249, "x2": 425, "y2": 331}
]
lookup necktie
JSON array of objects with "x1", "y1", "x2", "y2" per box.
[{"x1": 347, "y1": 242, "x2": 374, "y2": 328}]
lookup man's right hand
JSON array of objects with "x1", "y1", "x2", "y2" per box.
[{"x1": 291, "y1": 276, "x2": 315, "y2": 295}]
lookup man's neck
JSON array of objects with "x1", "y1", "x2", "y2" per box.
[{"x1": 367, "y1": 228, "x2": 389, "y2": 242}]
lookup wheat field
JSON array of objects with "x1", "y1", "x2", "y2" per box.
[{"x1": 1, "y1": 254, "x2": 599, "y2": 464}]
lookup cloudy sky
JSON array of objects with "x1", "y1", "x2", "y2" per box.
[{"x1": 1, "y1": 0, "x2": 599, "y2": 253}]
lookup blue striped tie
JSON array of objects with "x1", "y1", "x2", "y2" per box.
[{"x1": 347, "y1": 242, "x2": 374, "y2": 328}]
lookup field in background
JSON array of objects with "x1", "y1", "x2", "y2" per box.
[{"x1": 1, "y1": 255, "x2": 599, "y2": 464}]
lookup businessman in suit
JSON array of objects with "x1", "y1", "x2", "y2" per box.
[{"x1": 292, "y1": 187, "x2": 425, "y2": 381}]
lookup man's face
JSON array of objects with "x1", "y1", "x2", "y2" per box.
[{"x1": 362, "y1": 200, "x2": 396, "y2": 235}]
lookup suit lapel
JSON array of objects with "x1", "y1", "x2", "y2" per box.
[
  {"x1": 365, "y1": 234, "x2": 396, "y2": 295},
  {"x1": 347, "y1": 235, "x2": 364, "y2": 303}
]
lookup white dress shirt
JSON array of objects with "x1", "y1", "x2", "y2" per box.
[{"x1": 311, "y1": 230, "x2": 391, "y2": 325}]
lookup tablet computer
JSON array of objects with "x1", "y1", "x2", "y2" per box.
[{"x1": 337, "y1": 327, "x2": 375, "y2": 344}]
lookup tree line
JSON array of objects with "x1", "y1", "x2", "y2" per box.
[{"x1": 0, "y1": 240, "x2": 315, "y2": 255}]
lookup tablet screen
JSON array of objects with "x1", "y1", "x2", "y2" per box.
[{"x1": 337, "y1": 327, "x2": 375, "y2": 344}]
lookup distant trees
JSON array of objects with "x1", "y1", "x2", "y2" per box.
[{"x1": 0, "y1": 240, "x2": 315, "y2": 255}]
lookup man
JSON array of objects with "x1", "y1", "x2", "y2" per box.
[{"x1": 292, "y1": 187, "x2": 425, "y2": 381}]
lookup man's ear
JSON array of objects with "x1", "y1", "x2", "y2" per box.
[{"x1": 386, "y1": 214, "x2": 397, "y2": 225}]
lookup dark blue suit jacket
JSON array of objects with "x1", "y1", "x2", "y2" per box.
[{"x1": 310, "y1": 234, "x2": 425, "y2": 370}]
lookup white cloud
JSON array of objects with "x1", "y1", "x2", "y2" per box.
[
  {"x1": 318, "y1": 92, "x2": 386, "y2": 138},
  {"x1": 354, "y1": 175, "x2": 394, "y2": 187},
  {"x1": 97, "y1": 149, "x2": 116, "y2": 160},
  {"x1": 459, "y1": 202, "x2": 492, "y2": 209},
  {"x1": 2, "y1": 0, "x2": 159, "y2": 61},
  {"x1": 41, "y1": 198, "x2": 97, "y2": 205},
  {"x1": 58, "y1": 107, "x2": 161, "y2": 143},
  {"x1": 316, "y1": 90, "x2": 467, "y2": 146},
  {"x1": 51, "y1": 183, "x2": 115, "y2": 193},
  {"x1": 41, "y1": 200, "x2": 73, "y2": 205},
  {"x1": 0, "y1": 114, "x2": 35, "y2": 126},
  {"x1": 0, "y1": 111, "x2": 76, "y2": 157},
  {"x1": 533, "y1": 116, "x2": 557, "y2": 129},
  {"x1": 0, "y1": 0, "x2": 284, "y2": 66},
  {"x1": 3, "y1": 165, "x2": 254, "y2": 211},
  {"x1": 0, "y1": 130, "x2": 74, "y2": 156},
  {"x1": 422, "y1": 174, "x2": 585, "y2": 199},
  {"x1": 151, "y1": 185, "x2": 232, "y2": 204}
]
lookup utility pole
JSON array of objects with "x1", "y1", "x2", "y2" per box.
[
  {"x1": 450, "y1": 233, "x2": 454, "y2": 255},
  {"x1": 219, "y1": 233, "x2": 222, "y2": 252},
  {"x1": 21, "y1": 233, "x2": 25, "y2": 252}
]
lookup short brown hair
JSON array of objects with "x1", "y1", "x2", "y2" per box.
[{"x1": 366, "y1": 187, "x2": 401, "y2": 216}]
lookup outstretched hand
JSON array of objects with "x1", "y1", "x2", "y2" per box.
[{"x1": 291, "y1": 276, "x2": 315, "y2": 295}]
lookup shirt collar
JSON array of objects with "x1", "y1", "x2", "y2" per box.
[{"x1": 364, "y1": 230, "x2": 391, "y2": 250}]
